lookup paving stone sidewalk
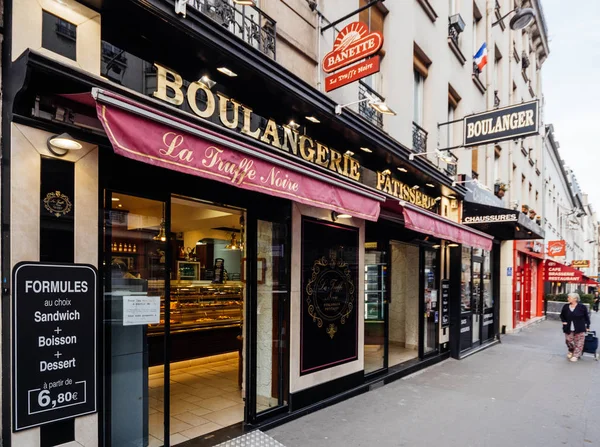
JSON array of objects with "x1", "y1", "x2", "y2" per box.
[{"x1": 268, "y1": 313, "x2": 600, "y2": 447}]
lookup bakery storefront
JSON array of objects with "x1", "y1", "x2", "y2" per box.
[{"x1": 3, "y1": 2, "x2": 491, "y2": 446}]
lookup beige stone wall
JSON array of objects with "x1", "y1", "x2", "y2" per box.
[
  {"x1": 389, "y1": 242, "x2": 419, "y2": 350},
  {"x1": 12, "y1": 0, "x2": 100, "y2": 75},
  {"x1": 261, "y1": 0, "x2": 318, "y2": 85},
  {"x1": 9, "y1": 123, "x2": 99, "y2": 446},
  {"x1": 289, "y1": 203, "x2": 364, "y2": 393}
]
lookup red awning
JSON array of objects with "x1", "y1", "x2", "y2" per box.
[
  {"x1": 384, "y1": 200, "x2": 494, "y2": 251},
  {"x1": 90, "y1": 89, "x2": 383, "y2": 221},
  {"x1": 544, "y1": 259, "x2": 585, "y2": 283},
  {"x1": 582, "y1": 276, "x2": 599, "y2": 286}
]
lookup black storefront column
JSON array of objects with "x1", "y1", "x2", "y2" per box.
[
  {"x1": 449, "y1": 246, "x2": 463, "y2": 359},
  {"x1": 39, "y1": 157, "x2": 76, "y2": 446}
]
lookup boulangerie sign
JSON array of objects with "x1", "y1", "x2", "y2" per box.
[
  {"x1": 547, "y1": 240, "x2": 566, "y2": 257},
  {"x1": 94, "y1": 91, "x2": 381, "y2": 221}
]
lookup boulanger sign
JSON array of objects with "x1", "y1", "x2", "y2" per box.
[
  {"x1": 322, "y1": 22, "x2": 383, "y2": 73},
  {"x1": 12, "y1": 262, "x2": 97, "y2": 431},
  {"x1": 464, "y1": 100, "x2": 539, "y2": 147}
]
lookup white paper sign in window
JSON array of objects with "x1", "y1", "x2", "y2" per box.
[{"x1": 123, "y1": 296, "x2": 160, "y2": 326}]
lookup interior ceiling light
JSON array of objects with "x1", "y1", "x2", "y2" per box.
[
  {"x1": 305, "y1": 116, "x2": 321, "y2": 123},
  {"x1": 117, "y1": 204, "x2": 123, "y2": 208},
  {"x1": 426, "y1": 183, "x2": 435, "y2": 188},
  {"x1": 199, "y1": 75, "x2": 216, "y2": 89},
  {"x1": 153, "y1": 221, "x2": 167, "y2": 242},
  {"x1": 288, "y1": 120, "x2": 301, "y2": 130},
  {"x1": 397, "y1": 167, "x2": 408, "y2": 173},
  {"x1": 360, "y1": 147, "x2": 372, "y2": 153},
  {"x1": 111, "y1": 197, "x2": 120, "y2": 202},
  {"x1": 345, "y1": 150, "x2": 354, "y2": 157},
  {"x1": 196, "y1": 239, "x2": 208, "y2": 246},
  {"x1": 224, "y1": 233, "x2": 241, "y2": 250},
  {"x1": 47, "y1": 133, "x2": 83, "y2": 156},
  {"x1": 217, "y1": 67, "x2": 238, "y2": 77}
]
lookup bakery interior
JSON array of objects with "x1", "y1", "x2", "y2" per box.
[{"x1": 108, "y1": 193, "x2": 246, "y2": 445}]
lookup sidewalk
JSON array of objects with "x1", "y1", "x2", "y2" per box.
[{"x1": 267, "y1": 313, "x2": 600, "y2": 447}]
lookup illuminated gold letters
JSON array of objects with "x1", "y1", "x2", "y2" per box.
[
  {"x1": 375, "y1": 171, "x2": 436, "y2": 209},
  {"x1": 153, "y1": 63, "x2": 184, "y2": 106},
  {"x1": 187, "y1": 81, "x2": 215, "y2": 118},
  {"x1": 151, "y1": 64, "x2": 363, "y2": 181}
]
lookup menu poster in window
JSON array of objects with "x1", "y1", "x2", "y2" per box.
[
  {"x1": 441, "y1": 280, "x2": 450, "y2": 328},
  {"x1": 12, "y1": 262, "x2": 97, "y2": 431},
  {"x1": 212, "y1": 258, "x2": 225, "y2": 284},
  {"x1": 300, "y1": 217, "x2": 359, "y2": 375}
]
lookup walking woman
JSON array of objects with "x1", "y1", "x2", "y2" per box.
[{"x1": 560, "y1": 293, "x2": 591, "y2": 362}]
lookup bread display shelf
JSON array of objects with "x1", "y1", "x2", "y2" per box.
[{"x1": 147, "y1": 282, "x2": 244, "y2": 336}]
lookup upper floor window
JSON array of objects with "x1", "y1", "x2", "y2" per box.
[
  {"x1": 414, "y1": 70, "x2": 425, "y2": 125},
  {"x1": 42, "y1": 11, "x2": 77, "y2": 61}
]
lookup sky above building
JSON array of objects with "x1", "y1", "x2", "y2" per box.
[{"x1": 543, "y1": 0, "x2": 600, "y2": 215}]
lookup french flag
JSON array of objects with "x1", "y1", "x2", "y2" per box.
[{"x1": 474, "y1": 43, "x2": 488, "y2": 72}]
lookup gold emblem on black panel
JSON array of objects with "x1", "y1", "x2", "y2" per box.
[
  {"x1": 43, "y1": 191, "x2": 72, "y2": 217},
  {"x1": 306, "y1": 255, "x2": 355, "y2": 338}
]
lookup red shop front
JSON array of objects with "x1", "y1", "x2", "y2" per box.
[{"x1": 513, "y1": 241, "x2": 545, "y2": 326}]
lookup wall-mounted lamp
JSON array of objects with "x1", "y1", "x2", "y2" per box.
[
  {"x1": 335, "y1": 92, "x2": 396, "y2": 116},
  {"x1": 332, "y1": 211, "x2": 352, "y2": 222},
  {"x1": 409, "y1": 150, "x2": 457, "y2": 164},
  {"x1": 492, "y1": 7, "x2": 536, "y2": 30},
  {"x1": 47, "y1": 133, "x2": 83, "y2": 157}
]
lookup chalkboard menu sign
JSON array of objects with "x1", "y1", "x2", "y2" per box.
[
  {"x1": 212, "y1": 258, "x2": 225, "y2": 284},
  {"x1": 12, "y1": 262, "x2": 97, "y2": 431},
  {"x1": 441, "y1": 280, "x2": 450, "y2": 328},
  {"x1": 300, "y1": 217, "x2": 358, "y2": 375}
]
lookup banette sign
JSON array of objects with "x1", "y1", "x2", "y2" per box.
[
  {"x1": 463, "y1": 100, "x2": 539, "y2": 147},
  {"x1": 322, "y1": 22, "x2": 383, "y2": 73}
]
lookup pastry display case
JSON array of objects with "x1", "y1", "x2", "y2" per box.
[
  {"x1": 146, "y1": 281, "x2": 244, "y2": 365},
  {"x1": 147, "y1": 282, "x2": 243, "y2": 335}
]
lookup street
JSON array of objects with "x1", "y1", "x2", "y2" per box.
[{"x1": 267, "y1": 313, "x2": 600, "y2": 447}]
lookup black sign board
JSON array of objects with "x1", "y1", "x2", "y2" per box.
[
  {"x1": 463, "y1": 100, "x2": 539, "y2": 147},
  {"x1": 441, "y1": 280, "x2": 450, "y2": 328},
  {"x1": 212, "y1": 258, "x2": 225, "y2": 284},
  {"x1": 462, "y1": 202, "x2": 519, "y2": 225},
  {"x1": 301, "y1": 217, "x2": 358, "y2": 375},
  {"x1": 460, "y1": 312, "x2": 472, "y2": 351},
  {"x1": 12, "y1": 262, "x2": 97, "y2": 431}
]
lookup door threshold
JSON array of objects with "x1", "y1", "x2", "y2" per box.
[{"x1": 459, "y1": 339, "x2": 499, "y2": 359}]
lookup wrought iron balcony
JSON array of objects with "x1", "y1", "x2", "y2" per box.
[
  {"x1": 494, "y1": 90, "x2": 500, "y2": 108},
  {"x1": 358, "y1": 82, "x2": 384, "y2": 129},
  {"x1": 187, "y1": 0, "x2": 276, "y2": 60},
  {"x1": 412, "y1": 122, "x2": 428, "y2": 153}
]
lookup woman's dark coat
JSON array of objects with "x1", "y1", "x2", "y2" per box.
[{"x1": 560, "y1": 302, "x2": 590, "y2": 334}]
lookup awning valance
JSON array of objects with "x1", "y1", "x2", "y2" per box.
[
  {"x1": 382, "y1": 200, "x2": 494, "y2": 251},
  {"x1": 544, "y1": 260, "x2": 585, "y2": 283},
  {"x1": 91, "y1": 89, "x2": 383, "y2": 221}
]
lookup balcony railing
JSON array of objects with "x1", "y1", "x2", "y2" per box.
[
  {"x1": 494, "y1": 90, "x2": 500, "y2": 108},
  {"x1": 412, "y1": 122, "x2": 428, "y2": 153},
  {"x1": 448, "y1": 24, "x2": 459, "y2": 47},
  {"x1": 358, "y1": 81, "x2": 384, "y2": 129},
  {"x1": 187, "y1": 0, "x2": 276, "y2": 60}
]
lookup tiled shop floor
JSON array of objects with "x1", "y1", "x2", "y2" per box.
[{"x1": 148, "y1": 353, "x2": 243, "y2": 446}]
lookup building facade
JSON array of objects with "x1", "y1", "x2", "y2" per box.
[{"x1": 0, "y1": 1, "x2": 500, "y2": 446}]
